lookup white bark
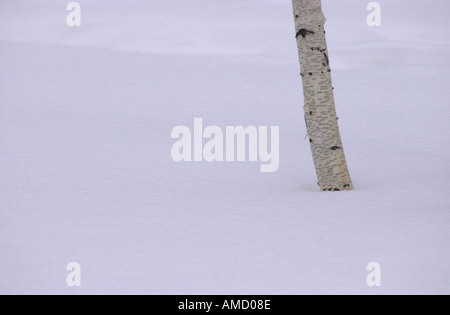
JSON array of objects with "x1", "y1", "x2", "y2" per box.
[{"x1": 292, "y1": 0, "x2": 354, "y2": 191}]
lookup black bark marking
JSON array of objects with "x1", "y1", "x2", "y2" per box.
[
  {"x1": 311, "y1": 47, "x2": 326, "y2": 53},
  {"x1": 309, "y1": 72, "x2": 313, "y2": 76},
  {"x1": 324, "y1": 52, "x2": 329, "y2": 65},
  {"x1": 330, "y1": 146, "x2": 342, "y2": 151},
  {"x1": 309, "y1": 139, "x2": 313, "y2": 143},
  {"x1": 343, "y1": 184, "x2": 351, "y2": 188},
  {"x1": 296, "y1": 28, "x2": 315, "y2": 38}
]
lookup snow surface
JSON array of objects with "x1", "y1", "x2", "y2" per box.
[{"x1": 0, "y1": 0, "x2": 449, "y2": 295}]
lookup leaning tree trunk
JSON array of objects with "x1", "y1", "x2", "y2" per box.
[{"x1": 292, "y1": 0, "x2": 354, "y2": 191}]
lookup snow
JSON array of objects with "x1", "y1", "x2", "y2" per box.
[{"x1": 0, "y1": 0, "x2": 449, "y2": 295}]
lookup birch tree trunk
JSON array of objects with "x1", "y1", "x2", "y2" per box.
[{"x1": 292, "y1": 0, "x2": 354, "y2": 191}]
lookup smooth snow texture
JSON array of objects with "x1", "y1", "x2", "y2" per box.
[{"x1": 0, "y1": 0, "x2": 449, "y2": 294}]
